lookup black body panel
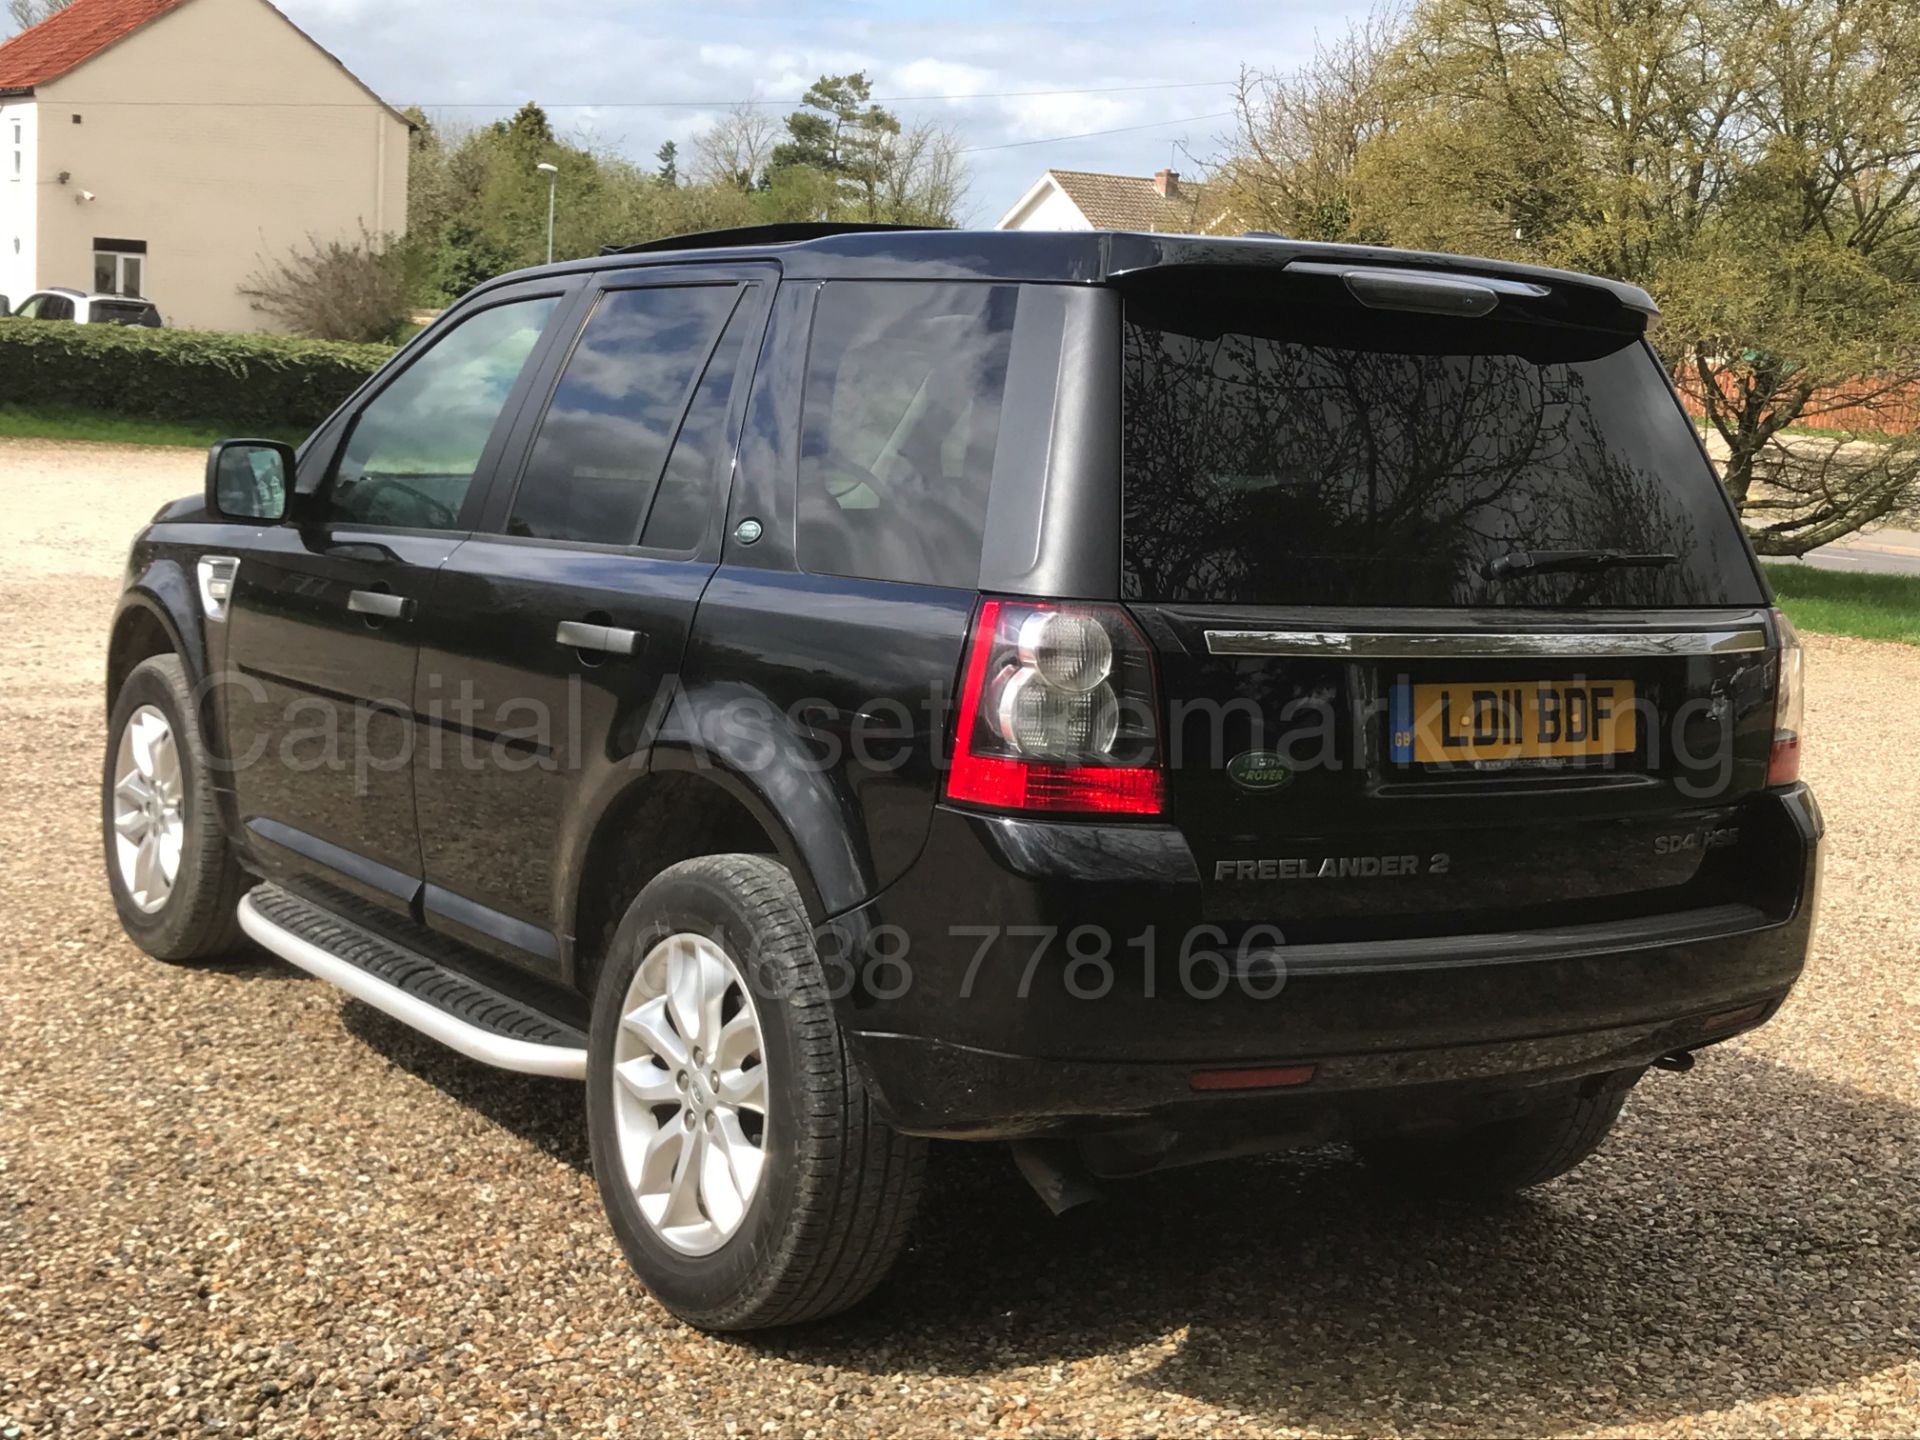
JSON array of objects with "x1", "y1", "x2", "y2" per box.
[
  {"x1": 827, "y1": 786, "x2": 1819, "y2": 1136},
  {"x1": 411, "y1": 538, "x2": 712, "y2": 970},
  {"x1": 222, "y1": 525, "x2": 460, "y2": 913}
]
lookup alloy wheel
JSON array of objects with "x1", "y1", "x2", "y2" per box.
[
  {"x1": 111, "y1": 704, "x2": 185, "y2": 914},
  {"x1": 610, "y1": 932, "x2": 770, "y2": 1256}
]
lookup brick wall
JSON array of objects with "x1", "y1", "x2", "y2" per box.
[{"x1": 1676, "y1": 369, "x2": 1920, "y2": 436}]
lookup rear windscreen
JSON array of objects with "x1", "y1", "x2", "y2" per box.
[{"x1": 1121, "y1": 291, "x2": 1765, "y2": 608}]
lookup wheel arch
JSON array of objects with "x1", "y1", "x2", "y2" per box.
[
  {"x1": 106, "y1": 578, "x2": 202, "y2": 713},
  {"x1": 566, "y1": 762, "x2": 810, "y2": 1001}
]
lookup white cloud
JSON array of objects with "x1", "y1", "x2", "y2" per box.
[
  {"x1": 270, "y1": 0, "x2": 1369, "y2": 221},
  {"x1": 887, "y1": 58, "x2": 997, "y2": 97}
]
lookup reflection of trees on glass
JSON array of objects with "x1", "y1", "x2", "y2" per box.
[{"x1": 1121, "y1": 298, "x2": 1756, "y2": 609}]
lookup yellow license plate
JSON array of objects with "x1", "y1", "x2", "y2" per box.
[{"x1": 1391, "y1": 680, "x2": 1637, "y2": 764}]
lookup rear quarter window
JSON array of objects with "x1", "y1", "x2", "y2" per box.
[
  {"x1": 1120, "y1": 290, "x2": 1765, "y2": 609},
  {"x1": 797, "y1": 282, "x2": 1018, "y2": 590}
]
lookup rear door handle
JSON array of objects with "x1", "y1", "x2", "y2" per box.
[
  {"x1": 348, "y1": 589, "x2": 411, "y2": 620},
  {"x1": 556, "y1": 620, "x2": 642, "y2": 656}
]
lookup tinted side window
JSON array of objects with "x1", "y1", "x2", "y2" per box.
[
  {"x1": 798, "y1": 282, "x2": 1018, "y2": 589},
  {"x1": 640, "y1": 294, "x2": 755, "y2": 552},
  {"x1": 326, "y1": 297, "x2": 558, "y2": 530},
  {"x1": 508, "y1": 285, "x2": 739, "y2": 545},
  {"x1": 42, "y1": 295, "x2": 72, "y2": 321}
]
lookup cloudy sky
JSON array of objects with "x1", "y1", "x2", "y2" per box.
[{"x1": 260, "y1": 0, "x2": 1369, "y2": 223}]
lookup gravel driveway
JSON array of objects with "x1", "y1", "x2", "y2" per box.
[{"x1": 2, "y1": 438, "x2": 1916, "y2": 1439}]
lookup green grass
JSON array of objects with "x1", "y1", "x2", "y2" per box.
[
  {"x1": 0, "y1": 403, "x2": 309, "y2": 449},
  {"x1": 1764, "y1": 563, "x2": 1920, "y2": 645}
]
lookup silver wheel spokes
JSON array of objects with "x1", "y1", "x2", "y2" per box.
[
  {"x1": 612, "y1": 932, "x2": 769, "y2": 1256},
  {"x1": 112, "y1": 705, "x2": 185, "y2": 914}
]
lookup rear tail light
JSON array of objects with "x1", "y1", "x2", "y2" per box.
[
  {"x1": 946, "y1": 599, "x2": 1165, "y2": 816},
  {"x1": 1768, "y1": 608, "x2": 1805, "y2": 786}
]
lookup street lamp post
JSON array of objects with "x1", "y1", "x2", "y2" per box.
[{"x1": 537, "y1": 162, "x2": 559, "y2": 265}]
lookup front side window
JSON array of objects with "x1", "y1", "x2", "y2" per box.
[
  {"x1": 508, "y1": 284, "x2": 739, "y2": 545},
  {"x1": 325, "y1": 296, "x2": 558, "y2": 530},
  {"x1": 797, "y1": 282, "x2": 1018, "y2": 589}
]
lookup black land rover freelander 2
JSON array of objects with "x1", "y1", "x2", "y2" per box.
[{"x1": 103, "y1": 224, "x2": 1819, "y2": 1331}]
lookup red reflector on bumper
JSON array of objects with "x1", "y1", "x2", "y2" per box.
[
  {"x1": 1694, "y1": 1001, "x2": 1769, "y2": 1035},
  {"x1": 1189, "y1": 1064, "x2": 1317, "y2": 1092}
]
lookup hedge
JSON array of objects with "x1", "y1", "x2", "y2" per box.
[{"x1": 0, "y1": 319, "x2": 394, "y2": 432}]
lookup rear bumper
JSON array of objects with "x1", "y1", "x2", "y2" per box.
[{"x1": 824, "y1": 786, "x2": 1821, "y2": 1138}]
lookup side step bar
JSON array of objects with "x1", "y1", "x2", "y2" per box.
[{"x1": 238, "y1": 885, "x2": 588, "y2": 1080}]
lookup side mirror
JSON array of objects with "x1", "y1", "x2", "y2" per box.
[{"x1": 206, "y1": 439, "x2": 294, "y2": 523}]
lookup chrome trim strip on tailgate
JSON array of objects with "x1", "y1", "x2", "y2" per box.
[{"x1": 1203, "y1": 628, "x2": 1769, "y2": 659}]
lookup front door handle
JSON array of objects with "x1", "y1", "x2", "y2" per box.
[
  {"x1": 556, "y1": 620, "x2": 642, "y2": 656},
  {"x1": 348, "y1": 589, "x2": 411, "y2": 620}
]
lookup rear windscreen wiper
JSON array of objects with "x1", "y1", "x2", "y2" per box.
[{"x1": 1483, "y1": 549, "x2": 1680, "y2": 581}]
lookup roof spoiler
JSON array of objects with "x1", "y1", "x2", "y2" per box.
[{"x1": 1106, "y1": 234, "x2": 1658, "y2": 322}]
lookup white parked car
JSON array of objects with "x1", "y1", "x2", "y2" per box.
[{"x1": 6, "y1": 287, "x2": 163, "y2": 326}]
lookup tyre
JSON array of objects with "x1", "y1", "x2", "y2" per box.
[
  {"x1": 1354, "y1": 1072, "x2": 1638, "y2": 1198},
  {"x1": 586, "y1": 854, "x2": 926, "y2": 1330},
  {"x1": 102, "y1": 654, "x2": 250, "y2": 962}
]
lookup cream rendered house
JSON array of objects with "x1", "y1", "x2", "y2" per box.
[{"x1": 0, "y1": 0, "x2": 408, "y2": 331}]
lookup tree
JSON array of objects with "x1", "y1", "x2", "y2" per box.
[
  {"x1": 1215, "y1": 17, "x2": 1399, "y2": 243},
  {"x1": 6, "y1": 0, "x2": 72, "y2": 29},
  {"x1": 1222, "y1": 0, "x2": 1920, "y2": 553},
  {"x1": 400, "y1": 88, "x2": 963, "y2": 309},
  {"x1": 864, "y1": 121, "x2": 968, "y2": 225},
  {"x1": 759, "y1": 75, "x2": 965, "y2": 225},
  {"x1": 769, "y1": 73, "x2": 902, "y2": 220},
  {"x1": 241, "y1": 227, "x2": 412, "y2": 343},
  {"x1": 690, "y1": 104, "x2": 780, "y2": 190}
]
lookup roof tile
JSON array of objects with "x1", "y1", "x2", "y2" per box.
[
  {"x1": 0, "y1": 0, "x2": 190, "y2": 90},
  {"x1": 1044, "y1": 168, "x2": 1234, "y2": 234}
]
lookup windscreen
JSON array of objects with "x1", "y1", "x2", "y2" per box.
[{"x1": 1121, "y1": 290, "x2": 1765, "y2": 609}]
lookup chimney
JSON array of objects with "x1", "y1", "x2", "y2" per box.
[{"x1": 1153, "y1": 168, "x2": 1179, "y2": 198}]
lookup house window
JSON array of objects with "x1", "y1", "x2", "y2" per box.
[{"x1": 94, "y1": 238, "x2": 146, "y2": 297}]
